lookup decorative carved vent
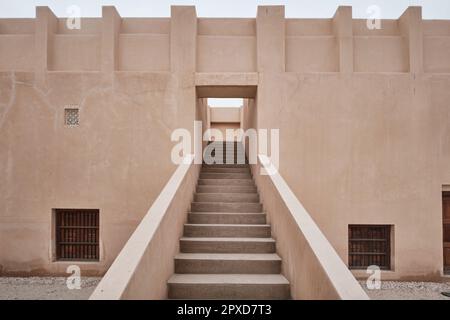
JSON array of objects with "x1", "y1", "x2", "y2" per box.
[
  {"x1": 64, "y1": 108, "x2": 79, "y2": 126},
  {"x1": 55, "y1": 209, "x2": 99, "y2": 261},
  {"x1": 348, "y1": 225, "x2": 391, "y2": 270}
]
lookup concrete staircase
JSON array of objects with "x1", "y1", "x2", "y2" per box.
[
  {"x1": 168, "y1": 142, "x2": 290, "y2": 300},
  {"x1": 204, "y1": 141, "x2": 246, "y2": 165}
]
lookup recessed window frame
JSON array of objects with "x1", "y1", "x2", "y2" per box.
[
  {"x1": 442, "y1": 190, "x2": 450, "y2": 275},
  {"x1": 348, "y1": 224, "x2": 392, "y2": 271},
  {"x1": 64, "y1": 107, "x2": 79, "y2": 126},
  {"x1": 53, "y1": 209, "x2": 100, "y2": 262}
]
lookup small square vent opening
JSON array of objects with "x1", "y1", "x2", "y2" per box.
[{"x1": 65, "y1": 108, "x2": 79, "y2": 126}]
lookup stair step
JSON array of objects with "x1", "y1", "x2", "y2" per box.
[
  {"x1": 184, "y1": 224, "x2": 271, "y2": 238},
  {"x1": 202, "y1": 164, "x2": 249, "y2": 169},
  {"x1": 174, "y1": 253, "x2": 282, "y2": 274},
  {"x1": 167, "y1": 154, "x2": 292, "y2": 299},
  {"x1": 168, "y1": 274, "x2": 290, "y2": 300},
  {"x1": 210, "y1": 144, "x2": 241, "y2": 146},
  {"x1": 196, "y1": 185, "x2": 257, "y2": 194},
  {"x1": 210, "y1": 143, "x2": 242, "y2": 145},
  {"x1": 210, "y1": 153, "x2": 244, "y2": 157},
  {"x1": 198, "y1": 179, "x2": 255, "y2": 186},
  {"x1": 201, "y1": 167, "x2": 250, "y2": 173},
  {"x1": 188, "y1": 212, "x2": 266, "y2": 224},
  {"x1": 205, "y1": 149, "x2": 244, "y2": 153},
  {"x1": 210, "y1": 153, "x2": 243, "y2": 156},
  {"x1": 207, "y1": 156, "x2": 243, "y2": 159},
  {"x1": 208, "y1": 146, "x2": 243, "y2": 149},
  {"x1": 203, "y1": 162, "x2": 249, "y2": 166},
  {"x1": 212, "y1": 142, "x2": 241, "y2": 144},
  {"x1": 194, "y1": 193, "x2": 259, "y2": 203},
  {"x1": 200, "y1": 173, "x2": 251, "y2": 179},
  {"x1": 191, "y1": 202, "x2": 262, "y2": 213},
  {"x1": 208, "y1": 155, "x2": 244, "y2": 158},
  {"x1": 208, "y1": 154, "x2": 244, "y2": 156},
  {"x1": 180, "y1": 237, "x2": 276, "y2": 253},
  {"x1": 210, "y1": 148, "x2": 243, "y2": 151}
]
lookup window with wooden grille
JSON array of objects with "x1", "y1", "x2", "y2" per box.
[
  {"x1": 55, "y1": 209, "x2": 99, "y2": 261},
  {"x1": 443, "y1": 192, "x2": 450, "y2": 274},
  {"x1": 348, "y1": 225, "x2": 391, "y2": 270},
  {"x1": 64, "y1": 108, "x2": 79, "y2": 126}
]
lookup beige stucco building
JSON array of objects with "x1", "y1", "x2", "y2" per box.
[{"x1": 0, "y1": 5, "x2": 450, "y2": 299}]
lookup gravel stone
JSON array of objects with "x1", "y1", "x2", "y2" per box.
[
  {"x1": 1, "y1": 277, "x2": 449, "y2": 300},
  {"x1": 360, "y1": 280, "x2": 450, "y2": 300},
  {"x1": 0, "y1": 277, "x2": 101, "y2": 300}
]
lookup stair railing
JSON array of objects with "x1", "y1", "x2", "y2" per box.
[
  {"x1": 90, "y1": 154, "x2": 199, "y2": 300},
  {"x1": 254, "y1": 155, "x2": 369, "y2": 300}
]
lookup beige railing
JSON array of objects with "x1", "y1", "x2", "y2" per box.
[
  {"x1": 253, "y1": 155, "x2": 369, "y2": 300},
  {"x1": 90, "y1": 155, "x2": 199, "y2": 300}
]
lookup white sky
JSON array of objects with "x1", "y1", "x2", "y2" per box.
[
  {"x1": 208, "y1": 99, "x2": 243, "y2": 108},
  {"x1": 0, "y1": 0, "x2": 449, "y2": 19}
]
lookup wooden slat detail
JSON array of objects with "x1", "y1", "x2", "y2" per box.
[
  {"x1": 348, "y1": 225, "x2": 391, "y2": 270},
  {"x1": 55, "y1": 209, "x2": 99, "y2": 261},
  {"x1": 443, "y1": 193, "x2": 450, "y2": 272}
]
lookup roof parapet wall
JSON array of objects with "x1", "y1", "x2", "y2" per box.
[{"x1": 0, "y1": 6, "x2": 449, "y2": 74}]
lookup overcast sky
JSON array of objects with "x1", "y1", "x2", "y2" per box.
[{"x1": 1, "y1": 0, "x2": 449, "y2": 19}]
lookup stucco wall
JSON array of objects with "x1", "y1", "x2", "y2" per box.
[
  {"x1": 286, "y1": 36, "x2": 339, "y2": 72},
  {"x1": 353, "y1": 36, "x2": 408, "y2": 72},
  {"x1": 0, "y1": 71, "x2": 195, "y2": 275},
  {"x1": 0, "y1": 5, "x2": 450, "y2": 280},
  {"x1": 120, "y1": 18, "x2": 170, "y2": 34},
  {"x1": 50, "y1": 35, "x2": 101, "y2": 71},
  {"x1": 0, "y1": 18, "x2": 35, "y2": 34},
  {"x1": 210, "y1": 107, "x2": 241, "y2": 123},
  {"x1": 197, "y1": 19, "x2": 256, "y2": 73},
  {"x1": 424, "y1": 36, "x2": 450, "y2": 73},
  {"x1": 197, "y1": 36, "x2": 256, "y2": 73},
  {"x1": 119, "y1": 34, "x2": 170, "y2": 71},
  {"x1": 286, "y1": 19, "x2": 338, "y2": 72},
  {"x1": 256, "y1": 72, "x2": 448, "y2": 280},
  {"x1": 0, "y1": 35, "x2": 35, "y2": 71}
]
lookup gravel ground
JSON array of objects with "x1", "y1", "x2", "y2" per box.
[
  {"x1": 1, "y1": 277, "x2": 449, "y2": 300},
  {"x1": 0, "y1": 277, "x2": 101, "y2": 300},
  {"x1": 360, "y1": 281, "x2": 450, "y2": 300}
]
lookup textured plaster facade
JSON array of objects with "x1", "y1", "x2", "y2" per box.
[{"x1": 0, "y1": 5, "x2": 449, "y2": 280}]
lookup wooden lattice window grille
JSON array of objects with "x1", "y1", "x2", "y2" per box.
[
  {"x1": 55, "y1": 209, "x2": 99, "y2": 261},
  {"x1": 348, "y1": 225, "x2": 391, "y2": 270}
]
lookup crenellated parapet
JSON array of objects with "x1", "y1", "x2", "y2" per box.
[{"x1": 0, "y1": 5, "x2": 449, "y2": 74}]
